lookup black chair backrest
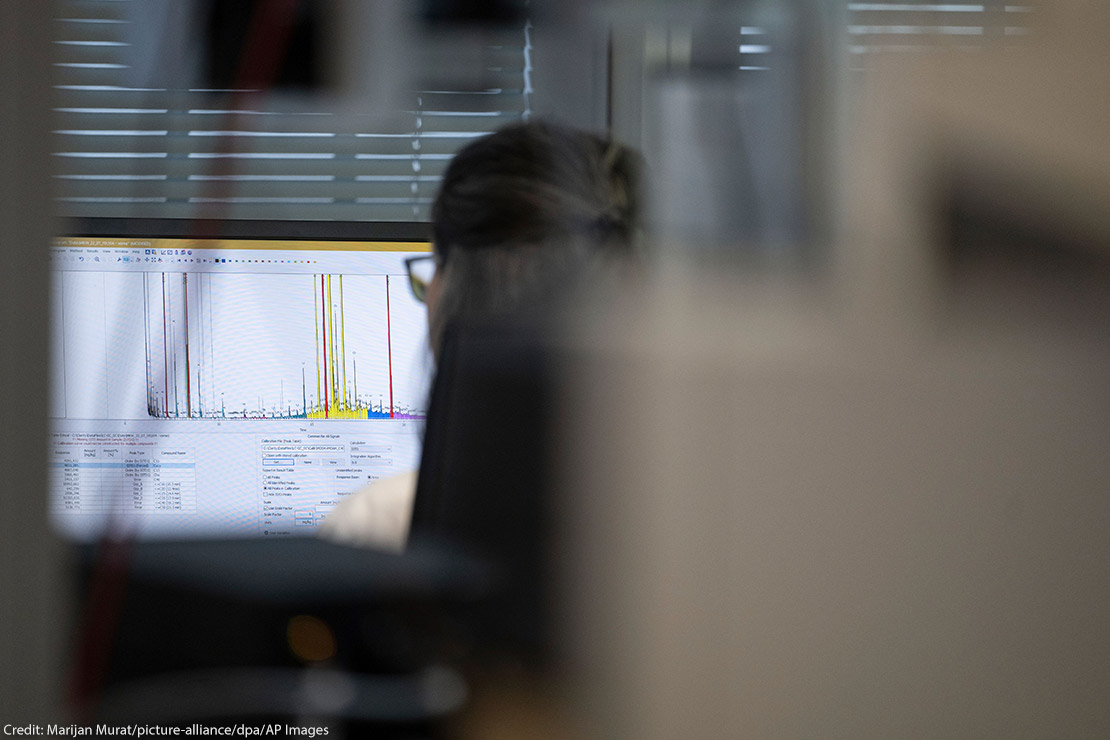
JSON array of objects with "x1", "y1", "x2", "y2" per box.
[{"x1": 409, "y1": 318, "x2": 556, "y2": 664}]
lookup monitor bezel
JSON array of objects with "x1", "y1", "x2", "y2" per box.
[{"x1": 60, "y1": 217, "x2": 432, "y2": 243}]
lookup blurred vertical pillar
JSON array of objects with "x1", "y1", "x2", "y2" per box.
[
  {"x1": 0, "y1": 0, "x2": 67, "y2": 723},
  {"x1": 630, "y1": 0, "x2": 844, "y2": 264},
  {"x1": 530, "y1": 1, "x2": 610, "y2": 133}
]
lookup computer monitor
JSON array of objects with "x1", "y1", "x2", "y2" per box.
[{"x1": 49, "y1": 219, "x2": 432, "y2": 541}]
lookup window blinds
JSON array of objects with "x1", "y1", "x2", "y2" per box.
[
  {"x1": 53, "y1": 2, "x2": 1033, "y2": 223},
  {"x1": 52, "y1": 0, "x2": 533, "y2": 222},
  {"x1": 692, "y1": 1, "x2": 1030, "y2": 77},
  {"x1": 847, "y1": 2, "x2": 1032, "y2": 63}
]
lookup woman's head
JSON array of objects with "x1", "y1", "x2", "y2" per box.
[{"x1": 424, "y1": 120, "x2": 641, "y2": 354}]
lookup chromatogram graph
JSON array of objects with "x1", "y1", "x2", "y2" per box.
[{"x1": 144, "y1": 272, "x2": 426, "y2": 420}]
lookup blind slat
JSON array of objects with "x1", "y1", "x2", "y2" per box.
[
  {"x1": 54, "y1": 180, "x2": 441, "y2": 201},
  {"x1": 53, "y1": 158, "x2": 451, "y2": 180}
]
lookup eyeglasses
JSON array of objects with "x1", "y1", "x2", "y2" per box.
[{"x1": 404, "y1": 254, "x2": 438, "y2": 303}]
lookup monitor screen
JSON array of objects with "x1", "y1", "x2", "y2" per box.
[{"x1": 49, "y1": 222, "x2": 432, "y2": 541}]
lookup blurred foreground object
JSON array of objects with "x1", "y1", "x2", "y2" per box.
[
  {"x1": 841, "y1": 0, "x2": 1110, "y2": 336},
  {"x1": 561, "y1": 272, "x2": 1110, "y2": 740},
  {"x1": 557, "y1": 2, "x2": 1110, "y2": 738},
  {"x1": 77, "y1": 538, "x2": 485, "y2": 730},
  {"x1": 0, "y1": 0, "x2": 66, "y2": 723}
]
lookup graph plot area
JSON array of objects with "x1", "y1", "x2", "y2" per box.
[{"x1": 145, "y1": 272, "x2": 427, "y2": 420}]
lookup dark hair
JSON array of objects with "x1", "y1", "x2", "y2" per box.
[{"x1": 428, "y1": 120, "x2": 641, "y2": 351}]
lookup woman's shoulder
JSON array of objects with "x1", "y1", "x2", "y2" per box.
[{"x1": 317, "y1": 469, "x2": 419, "y2": 552}]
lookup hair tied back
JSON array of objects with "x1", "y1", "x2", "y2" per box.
[{"x1": 590, "y1": 212, "x2": 624, "y2": 241}]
